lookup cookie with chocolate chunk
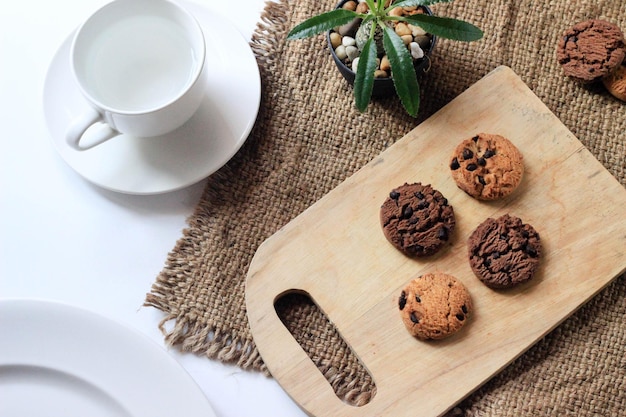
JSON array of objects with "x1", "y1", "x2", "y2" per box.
[
  {"x1": 398, "y1": 272, "x2": 472, "y2": 340},
  {"x1": 450, "y1": 133, "x2": 524, "y2": 200},
  {"x1": 557, "y1": 19, "x2": 626, "y2": 84},
  {"x1": 468, "y1": 214, "x2": 542, "y2": 289},
  {"x1": 380, "y1": 182, "x2": 455, "y2": 257}
]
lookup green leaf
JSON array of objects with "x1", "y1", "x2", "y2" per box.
[
  {"x1": 387, "y1": 0, "x2": 452, "y2": 11},
  {"x1": 287, "y1": 9, "x2": 358, "y2": 40},
  {"x1": 364, "y1": 0, "x2": 379, "y2": 14},
  {"x1": 382, "y1": 26, "x2": 420, "y2": 117},
  {"x1": 354, "y1": 38, "x2": 378, "y2": 113},
  {"x1": 403, "y1": 14, "x2": 483, "y2": 41}
]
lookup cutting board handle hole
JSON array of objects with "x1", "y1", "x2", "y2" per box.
[{"x1": 274, "y1": 290, "x2": 377, "y2": 407}]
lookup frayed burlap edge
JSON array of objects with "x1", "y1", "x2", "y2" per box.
[{"x1": 144, "y1": 0, "x2": 291, "y2": 375}]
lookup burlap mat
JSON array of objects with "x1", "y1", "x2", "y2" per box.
[{"x1": 146, "y1": 0, "x2": 625, "y2": 414}]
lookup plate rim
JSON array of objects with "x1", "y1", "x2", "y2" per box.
[{"x1": 0, "y1": 298, "x2": 216, "y2": 417}]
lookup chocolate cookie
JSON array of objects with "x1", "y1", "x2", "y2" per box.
[
  {"x1": 557, "y1": 19, "x2": 626, "y2": 83},
  {"x1": 468, "y1": 214, "x2": 542, "y2": 289},
  {"x1": 380, "y1": 183, "x2": 455, "y2": 257},
  {"x1": 398, "y1": 272, "x2": 472, "y2": 340},
  {"x1": 602, "y1": 61, "x2": 626, "y2": 102},
  {"x1": 449, "y1": 133, "x2": 524, "y2": 200}
]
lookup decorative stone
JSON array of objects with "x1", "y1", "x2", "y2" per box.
[
  {"x1": 395, "y1": 22, "x2": 411, "y2": 37},
  {"x1": 342, "y1": 0, "x2": 357, "y2": 11},
  {"x1": 335, "y1": 44, "x2": 347, "y2": 60},
  {"x1": 330, "y1": 32, "x2": 342, "y2": 49},
  {"x1": 346, "y1": 45, "x2": 359, "y2": 61},
  {"x1": 401, "y1": 34, "x2": 413, "y2": 45},
  {"x1": 410, "y1": 42, "x2": 424, "y2": 59},
  {"x1": 409, "y1": 24, "x2": 427, "y2": 37},
  {"x1": 380, "y1": 55, "x2": 391, "y2": 71},
  {"x1": 414, "y1": 34, "x2": 431, "y2": 50},
  {"x1": 355, "y1": 2, "x2": 368, "y2": 14},
  {"x1": 351, "y1": 56, "x2": 360, "y2": 71},
  {"x1": 389, "y1": 6, "x2": 403, "y2": 17},
  {"x1": 342, "y1": 36, "x2": 356, "y2": 47}
]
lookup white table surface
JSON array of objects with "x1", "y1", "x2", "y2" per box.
[{"x1": 0, "y1": 0, "x2": 307, "y2": 416}]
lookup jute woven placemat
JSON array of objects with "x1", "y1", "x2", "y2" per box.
[{"x1": 146, "y1": 0, "x2": 625, "y2": 414}]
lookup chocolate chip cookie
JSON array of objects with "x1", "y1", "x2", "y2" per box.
[
  {"x1": 398, "y1": 272, "x2": 472, "y2": 340},
  {"x1": 557, "y1": 19, "x2": 626, "y2": 84},
  {"x1": 449, "y1": 133, "x2": 524, "y2": 200},
  {"x1": 380, "y1": 182, "x2": 455, "y2": 257},
  {"x1": 468, "y1": 214, "x2": 542, "y2": 289}
]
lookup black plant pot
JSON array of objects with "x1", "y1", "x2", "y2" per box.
[{"x1": 327, "y1": 1, "x2": 437, "y2": 98}]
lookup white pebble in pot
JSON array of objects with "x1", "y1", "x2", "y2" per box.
[
  {"x1": 342, "y1": 36, "x2": 356, "y2": 47},
  {"x1": 346, "y1": 45, "x2": 359, "y2": 61},
  {"x1": 335, "y1": 45, "x2": 347, "y2": 60},
  {"x1": 410, "y1": 42, "x2": 424, "y2": 59}
]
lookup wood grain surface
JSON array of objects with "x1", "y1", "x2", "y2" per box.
[{"x1": 245, "y1": 66, "x2": 626, "y2": 417}]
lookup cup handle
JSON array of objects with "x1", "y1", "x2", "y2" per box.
[{"x1": 66, "y1": 108, "x2": 119, "y2": 151}]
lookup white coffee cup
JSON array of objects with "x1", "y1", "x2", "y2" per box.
[{"x1": 66, "y1": 0, "x2": 207, "y2": 151}]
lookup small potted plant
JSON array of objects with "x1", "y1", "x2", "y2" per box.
[
  {"x1": 287, "y1": 0, "x2": 483, "y2": 117},
  {"x1": 327, "y1": 1, "x2": 438, "y2": 100}
]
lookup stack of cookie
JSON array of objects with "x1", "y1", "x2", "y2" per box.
[
  {"x1": 381, "y1": 133, "x2": 542, "y2": 341},
  {"x1": 557, "y1": 19, "x2": 626, "y2": 102}
]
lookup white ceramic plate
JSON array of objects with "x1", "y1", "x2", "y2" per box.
[
  {"x1": 43, "y1": 0, "x2": 261, "y2": 195},
  {"x1": 0, "y1": 299, "x2": 216, "y2": 417}
]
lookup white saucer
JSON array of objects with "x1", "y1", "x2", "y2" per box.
[
  {"x1": 43, "y1": 1, "x2": 261, "y2": 195},
  {"x1": 0, "y1": 299, "x2": 216, "y2": 417}
]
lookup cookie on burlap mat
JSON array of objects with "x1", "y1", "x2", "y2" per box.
[
  {"x1": 380, "y1": 182, "x2": 455, "y2": 257},
  {"x1": 556, "y1": 19, "x2": 626, "y2": 84},
  {"x1": 468, "y1": 214, "x2": 542, "y2": 289},
  {"x1": 449, "y1": 133, "x2": 524, "y2": 200},
  {"x1": 398, "y1": 272, "x2": 472, "y2": 340}
]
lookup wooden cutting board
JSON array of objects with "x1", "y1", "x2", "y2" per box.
[{"x1": 245, "y1": 66, "x2": 626, "y2": 417}]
